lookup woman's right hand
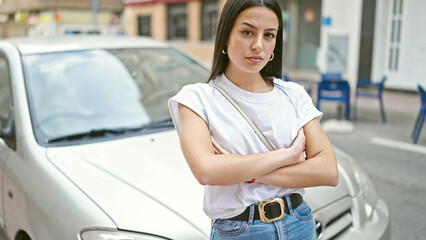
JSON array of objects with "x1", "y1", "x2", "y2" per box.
[{"x1": 288, "y1": 128, "x2": 306, "y2": 165}]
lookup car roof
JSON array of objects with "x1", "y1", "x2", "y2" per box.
[{"x1": 3, "y1": 36, "x2": 170, "y2": 55}]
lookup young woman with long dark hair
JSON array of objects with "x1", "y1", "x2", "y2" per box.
[{"x1": 169, "y1": 0, "x2": 338, "y2": 239}]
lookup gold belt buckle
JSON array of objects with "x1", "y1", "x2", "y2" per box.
[{"x1": 258, "y1": 198, "x2": 285, "y2": 223}]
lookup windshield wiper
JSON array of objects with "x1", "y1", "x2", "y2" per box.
[
  {"x1": 46, "y1": 127, "x2": 139, "y2": 143},
  {"x1": 46, "y1": 119, "x2": 174, "y2": 143}
]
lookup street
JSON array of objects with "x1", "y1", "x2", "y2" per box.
[{"x1": 320, "y1": 89, "x2": 426, "y2": 240}]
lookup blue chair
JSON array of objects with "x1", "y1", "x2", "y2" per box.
[
  {"x1": 412, "y1": 85, "x2": 426, "y2": 144},
  {"x1": 317, "y1": 73, "x2": 351, "y2": 120},
  {"x1": 355, "y1": 76, "x2": 387, "y2": 123}
]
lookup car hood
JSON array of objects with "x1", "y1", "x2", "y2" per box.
[
  {"x1": 47, "y1": 131, "x2": 357, "y2": 239},
  {"x1": 47, "y1": 130, "x2": 209, "y2": 239}
]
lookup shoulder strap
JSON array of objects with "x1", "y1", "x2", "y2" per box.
[{"x1": 208, "y1": 82, "x2": 275, "y2": 151}]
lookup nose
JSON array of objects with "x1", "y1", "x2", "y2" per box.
[{"x1": 252, "y1": 36, "x2": 263, "y2": 53}]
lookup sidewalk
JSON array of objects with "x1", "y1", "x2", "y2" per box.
[
  {"x1": 317, "y1": 89, "x2": 425, "y2": 147},
  {"x1": 318, "y1": 89, "x2": 426, "y2": 240}
]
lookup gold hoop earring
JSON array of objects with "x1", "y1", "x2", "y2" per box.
[
  {"x1": 222, "y1": 49, "x2": 227, "y2": 55},
  {"x1": 269, "y1": 53, "x2": 274, "y2": 61}
]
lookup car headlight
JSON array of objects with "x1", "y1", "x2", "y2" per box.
[
  {"x1": 80, "y1": 229, "x2": 166, "y2": 240},
  {"x1": 351, "y1": 161, "x2": 378, "y2": 219}
]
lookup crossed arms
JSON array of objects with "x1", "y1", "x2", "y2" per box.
[{"x1": 178, "y1": 103, "x2": 338, "y2": 188}]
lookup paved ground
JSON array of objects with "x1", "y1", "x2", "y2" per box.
[{"x1": 318, "y1": 89, "x2": 426, "y2": 240}]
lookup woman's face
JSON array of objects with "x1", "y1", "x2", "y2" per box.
[{"x1": 225, "y1": 6, "x2": 279, "y2": 76}]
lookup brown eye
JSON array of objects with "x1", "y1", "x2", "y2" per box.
[
  {"x1": 265, "y1": 33, "x2": 276, "y2": 39},
  {"x1": 242, "y1": 30, "x2": 253, "y2": 36}
]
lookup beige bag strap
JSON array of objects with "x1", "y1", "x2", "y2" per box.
[{"x1": 209, "y1": 82, "x2": 275, "y2": 151}]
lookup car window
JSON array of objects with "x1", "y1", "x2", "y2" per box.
[
  {"x1": 22, "y1": 48, "x2": 209, "y2": 145},
  {"x1": 0, "y1": 56, "x2": 11, "y2": 128},
  {"x1": 108, "y1": 48, "x2": 208, "y2": 120}
]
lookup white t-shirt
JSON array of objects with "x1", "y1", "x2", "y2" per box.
[{"x1": 168, "y1": 73, "x2": 322, "y2": 220}]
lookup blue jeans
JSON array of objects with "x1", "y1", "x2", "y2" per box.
[{"x1": 210, "y1": 197, "x2": 316, "y2": 240}]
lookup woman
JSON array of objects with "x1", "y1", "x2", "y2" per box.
[{"x1": 168, "y1": 0, "x2": 338, "y2": 239}]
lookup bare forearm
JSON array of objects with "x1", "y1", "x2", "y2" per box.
[
  {"x1": 178, "y1": 104, "x2": 307, "y2": 186},
  {"x1": 256, "y1": 151, "x2": 338, "y2": 188},
  {"x1": 257, "y1": 119, "x2": 339, "y2": 188},
  {"x1": 184, "y1": 147, "x2": 293, "y2": 185}
]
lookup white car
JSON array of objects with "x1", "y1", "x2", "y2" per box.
[{"x1": 0, "y1": 36, "x2": 390, "y2": 240}]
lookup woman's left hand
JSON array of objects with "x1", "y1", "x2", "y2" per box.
[{"x1": 211, "y1": 137, "x2": 229, "y2": 154}]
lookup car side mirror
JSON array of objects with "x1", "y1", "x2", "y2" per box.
[{"x1": 0, "y1": 107, "x2": 16, "y2": 150}]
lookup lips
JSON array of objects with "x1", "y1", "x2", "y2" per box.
[{"x1": 246, "y1": 56, "x2": 263, "y2": 64}]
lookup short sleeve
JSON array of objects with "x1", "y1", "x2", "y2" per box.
[
  {"x1": 168, "y1": 84, "x2": 209, "y2": 134},
  {"x1": 296, "y1": 84, "x2": 323, "y2": 129}
]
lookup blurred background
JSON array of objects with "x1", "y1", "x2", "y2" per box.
[
  {"x1": 0, "y1": 0, "x2": 425, "y2": 91},
  {"x1": 1, "y1": 0, "x2": 425, "y2": 239}
]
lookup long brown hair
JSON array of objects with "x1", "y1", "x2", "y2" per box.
[{"x1": 208, "y1": 0, "x2": 284, "y2": 85}]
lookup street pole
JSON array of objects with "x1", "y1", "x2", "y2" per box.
[{"x1": 91, "y1": 0, "x2": 99, "y2": 32}]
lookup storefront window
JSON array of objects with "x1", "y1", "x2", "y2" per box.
[
  {"x1": 137, "y1": 15, "x2": 151, "y2": 36},
  {"x1": 388, "y1": 0, "x2": 403, "y2": 71},
  {"x1": 167, "y1": 3, "x2": 187, "y2": 40},
  {"x1": 201, "y1": 0, "x2": 218, "y2": 41}
]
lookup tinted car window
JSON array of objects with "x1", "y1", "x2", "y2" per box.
[{"x1": 22, "y1": 48, "x2": 209, "y2": 145}]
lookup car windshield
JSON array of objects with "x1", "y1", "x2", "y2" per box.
[{"x1": 22, "y1": 48, "x2": 209, "y2": 145}]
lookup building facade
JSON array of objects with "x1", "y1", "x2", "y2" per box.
[
  {"x1": 124, "y1": 0, "x2": 425, "y2": 91},
  {"x1": 318, "y1": 0, "x2": 426, "y2": 90},
  {"x1": 1, "y1": 0, "x2": 423, "y2": 90},
  {"x1": 371, "y1": 0, "x2": 426, "y2": 90},
  {"x1": 123, "y1": 0, "x2": 226, "y2": 65},
  {"x1": 0, "y1": 0, "x2": 124, "y2": 38}
]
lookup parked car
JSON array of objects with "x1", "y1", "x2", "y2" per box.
[{"x1": 0, "y1": 36, "x2": 390, "y2": 240}]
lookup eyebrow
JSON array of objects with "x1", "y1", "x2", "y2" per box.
[{"x1": 241, "y1": 22, "x2": 277, "y2": 32}]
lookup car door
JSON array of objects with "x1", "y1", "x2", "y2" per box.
[{"x1": 0, "y1": 54, "x2": 13, "y2": 229}]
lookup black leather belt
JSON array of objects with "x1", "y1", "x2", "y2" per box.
[{"x1": 227, "y1": 193, "x2": 303, "y2": 223}]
